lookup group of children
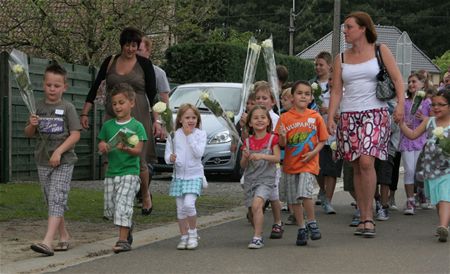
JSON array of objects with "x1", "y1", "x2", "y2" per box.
[{"x1": 26, "y1": 54, "x2": 449, "y2": 256}]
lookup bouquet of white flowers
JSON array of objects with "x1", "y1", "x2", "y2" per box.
[
  {"x1": 311, "y1": 82, "x2": 323, "y2": 108},
  {"x1": 410, "y1": 90, "x2": 426, "y2": 115},
  {"x1": 261, "y1": 36, "x2": 281, "y2": 114},
  {"x1": 242, "y1": 37, "x2": 261, "y2": 109},
  {"x1": 432, "y1": 127, "x2": 450, "y2": 156},
  {"x1": 199, "y1": 90, "x2": 240, "y2": 147},
  {"x1": 8, "y1": 49, "x2": 36, "y2": 114}
]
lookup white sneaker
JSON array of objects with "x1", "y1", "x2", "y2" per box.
[
  {"x1": 177, "y1": 236, "x2": 188, "y2": 250},
  {"x1": 404, "y1": 200, "x2": 416, "y2": 215},
  {"x1": 187, "y1": 233, "x2": 199, "y2": 250}
]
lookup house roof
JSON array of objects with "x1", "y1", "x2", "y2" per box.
[{"x1": 296, "y1": 25, "x2": 440, "y2": 74}]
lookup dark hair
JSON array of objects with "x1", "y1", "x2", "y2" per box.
[
  {"x1": 315, "y1": 51, "x2": 332, "y2": 65},
  {"x1": 434, "y1": 88, "x2": 450, "y2": 104},
  {"x1": 176, "y1": 103, "x2": 201, "y2": 130},
  {"x1": 290, "y1": 80, "x2": 312, "y2": 95},
  {"x1": 44, "y1": 63, "x2": 67, "y2": 82},
  {"x1": 110, "y1": 83, "x2": 136, "y2": 101},
  {"x1": 406, "y1": 72, "x2": 426, "y2": 99},
  {"x1": 276, "y1": 65, "x2": 289, "y2": 84},
  {"x1": 345, "y1": 11, "x2": 377, "y2": 43},
  {"x1": 245, "y1": 105, "x2": 272, "y2": 135},
  {"x1": 119, "y1": 27, "x2": 142, "y2": 48}
]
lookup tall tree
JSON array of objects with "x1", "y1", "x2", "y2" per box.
[{"x1": 0, "y1": 0, "x2": 220, "y2": 66}]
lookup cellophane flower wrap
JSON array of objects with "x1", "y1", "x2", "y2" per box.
[
  {"x1": 200, "y1": 90, "x2": 240, "y2": 147},
  {"x1": 410, "y1": 90, "x2": 426, "y2": 115},
  {"x1": 261, "y1": 36, "x2": 281, "y2": 114},
  {"x1": 311, "y1": 82, "x2": 323, "y2": 108},
  {"x1": 103, "y1": 128, "x2": 139, "y2": 154},
  {"x1": 8, "y1": 49, "x2": 36, "y2": 114},
  {"x1": 242, "y1": 37, "x2": 261, "y2": 109},
  {"x1": 433, "y1": 126, "x2": 450, "y2": 156}
]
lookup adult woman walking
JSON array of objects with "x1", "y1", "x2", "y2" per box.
[
  {"x1": 327, "y1": 12, "x2": 404, "y2": 237},
  {"x1": 80, "y1": 27, "x2": 158, "y2": 215}
]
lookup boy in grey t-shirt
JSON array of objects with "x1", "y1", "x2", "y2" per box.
[{"x1": 25, "y1": 63, "x2": 81, "y2": 256}]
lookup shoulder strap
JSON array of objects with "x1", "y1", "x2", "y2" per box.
[
  {"x1": 375, "y1": 44, "x2": 385, "y2": 70},
  {"x1": 106, "y1": 54, "x2": 116, "y2": 73},
  {"x1": 266, "y1": 134, "x2": 274, "y2": 150}
]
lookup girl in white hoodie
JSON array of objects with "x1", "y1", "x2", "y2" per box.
[{"x1": 165, "y1": 103, "x2": 207, "y2": 250}]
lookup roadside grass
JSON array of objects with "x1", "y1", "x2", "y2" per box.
[{"x1": 0, "y1": 183, "x2": 241, "y2": 224}]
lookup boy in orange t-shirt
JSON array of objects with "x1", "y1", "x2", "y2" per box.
[{"x1": 276, "y1": 80, "x2": 328, "y2": 246}]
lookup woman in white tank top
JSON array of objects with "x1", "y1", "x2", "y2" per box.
[{"x1": 326, "y1": 11, "x2": 404, "y2": 238}]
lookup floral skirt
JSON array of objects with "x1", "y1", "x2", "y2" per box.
[{"x1": 336, "y1": 108, "x2": 390, "y2": 161}]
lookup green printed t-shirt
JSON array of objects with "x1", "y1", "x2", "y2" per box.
[{"x1": 98, "y1": 118, "x2": 147, "y2": 177}]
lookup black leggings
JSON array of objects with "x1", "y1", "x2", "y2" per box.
[{"x1": 389, "y1": 152, "x2": 402, "y2": 192}]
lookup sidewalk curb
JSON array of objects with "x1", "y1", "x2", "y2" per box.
[{"x1": 2, "y1": 206, "x2": 247, "y2": 274}]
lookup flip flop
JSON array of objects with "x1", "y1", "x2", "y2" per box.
[
  {"x1": 30, "y1": 243, "x2": 54, "y2": 256},
  {"x1": 54, "y1": 241, "x2": 70, "y2": 251}
]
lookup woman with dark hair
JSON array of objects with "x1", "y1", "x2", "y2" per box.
[
  {"x1": 327, "y1": 11, "x2": 404, "y2": 237},
  {"x1": 80, "y1": 27, "x2": 158, "y2": 216}
]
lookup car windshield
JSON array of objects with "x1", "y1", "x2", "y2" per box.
[{"x1": 170, "y1": 86, "x2": 242, "y2": 114}]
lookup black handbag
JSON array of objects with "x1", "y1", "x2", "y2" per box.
[{"x1": 375, "y1": 44, "x2": 396, "y2": 101}]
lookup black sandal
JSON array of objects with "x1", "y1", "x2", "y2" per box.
[
  {"x1": 113, "y1": 240, "x2": 132, "y2": 254},
  {"x1": 354, "y1": 221, "x2": 364, "y2": 236},
  {"x1": 362, "y1": 220, "x2": 376, "y2": 238}
]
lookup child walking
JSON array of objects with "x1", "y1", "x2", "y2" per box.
[
  {"x1": 98, "y1": 83, "x2": 147, "y2": 253},
  {"x1": 399, "y1": 88, "x2": 450, "y2": 242},
  {"x1": 276, "y1": 80, "x2": 329, "y2": 246},
  {"x1": 399, "y1": 72, "x2": 432, "y2": 215},
  {"x1": 241, "y1": 105, "x2": 280, "y2": 249},
  {"x1": 165, "y1": 103, "x2": 207, "y2": 250},
  {"x1": 254, "y1": 81, "x2": 284, "y2": 239},
  {"x1": 26, "y1": 63, "x2": 81, "y2": 256}
]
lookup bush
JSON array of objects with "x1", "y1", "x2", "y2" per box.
[{"x1": 164, "y1": 43, "x2": 314, "y2": 84}]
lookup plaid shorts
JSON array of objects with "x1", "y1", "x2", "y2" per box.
[
  {"x1": 104, "y1": 175, "x2": 140, "y2": 227},
  {"x1": 169, "y1": 177, "x2": 202, "y2": 197},
  {"x1": 282, "y1": 172, "x2": 316, "y2": 204},
  {"x1": 37, "y1": 164, "x2": 74, "y2": 217}
]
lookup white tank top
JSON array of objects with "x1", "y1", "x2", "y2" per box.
[{"x1": 340, "y1": 58, "x2": 387, "y2": 112}]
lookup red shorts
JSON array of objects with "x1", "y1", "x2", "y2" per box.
[{"x1": 336, "y1": 108, "x2": 391, "y2": 161}]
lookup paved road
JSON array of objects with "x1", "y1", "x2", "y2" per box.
[{"x1": 53, "y1": 189, "x2": 449, "y2": 274}]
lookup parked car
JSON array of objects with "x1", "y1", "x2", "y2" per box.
[{"x1": 154, "y1": 82, "x2": 244, "y2": 180}]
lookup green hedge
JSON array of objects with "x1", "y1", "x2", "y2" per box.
[{"x1": 164, "y1": 43, "x2": 314, "y2": 84}]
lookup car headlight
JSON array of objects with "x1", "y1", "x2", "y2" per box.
[{"x1": 209, "y1": 130, "x2": 232, "y2": 144}]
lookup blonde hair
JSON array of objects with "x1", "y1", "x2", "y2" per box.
[
  {"x1": 254, "y1": 80, "x2": 275, "y2": 102},
  {"x1": 175, "y1": 103, "x2": 201, "y2": 130},
  {"x1": 281, "y1": 88, "x2": 292, "y2": 98}
]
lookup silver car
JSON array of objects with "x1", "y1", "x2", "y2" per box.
[{"x1": 154, "y1": 83, "x2": 244, "y2": 180}]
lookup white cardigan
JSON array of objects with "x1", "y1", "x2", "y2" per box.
[{"x1": 164, "y1": 128, "x2": 207, "y2": 179}]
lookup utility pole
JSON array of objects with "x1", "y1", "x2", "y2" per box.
[
  {"x1": 289, "y1": 0, "x2": 295, "y2": 56},
  {"x1": 331, "y1": 0, "x2": 341, "y2": 58}
]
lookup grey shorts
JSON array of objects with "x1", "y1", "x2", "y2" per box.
[
  {"x1": 243, "y1": 181, "x2": 274, "y2": 208},
  {"x1": 319, "y1": 145, "x2": 343, "y2": 177},
  {"x1": 375, "y1": 155, "x2": 394, "y2": 185},
  {"x1": 283, "y1": 172, "x2": 316, "y2": 204},
  {"x1": 343, "y1": 161, "x2": 354, "y2": 192}
]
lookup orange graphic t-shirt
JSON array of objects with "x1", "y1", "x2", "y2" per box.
[{"x1": 275, "y1": 108, "x2": 329, "y2": 175}]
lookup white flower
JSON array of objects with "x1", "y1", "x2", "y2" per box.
[
  {"x1": 432, "y1": 127, "x2": 445, "y2": 139},
  {"x1": 200, "y1": 92, "x2": 209, "y2": 101},
  {"x1": 12, "y1": 64, "x2": 24, "y2": 74},
  {"x1": 152, "y1": 102, "x2": 167, "y2": 113},
  {"x1": 128, "y1": 135, "x2": 139, "y2": 146},
  {"x1": 226, "y1": 111, "x2": 234, "y2": 119},
  {"x1": 416, "y1": 90, "x2": 426, "y2": 98},
  {"x1": 330, "y1": 141, "x2": 337, "y2": 151},
  {"x1": 249, "y1": 43, "x2": 261, "y2": 52},
  {"x1": 261, "y1": 39, "x2": 273, "y2": 48},
  {"x1": 311, "y1": 82, "x2": 319, "y2": 91}
]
